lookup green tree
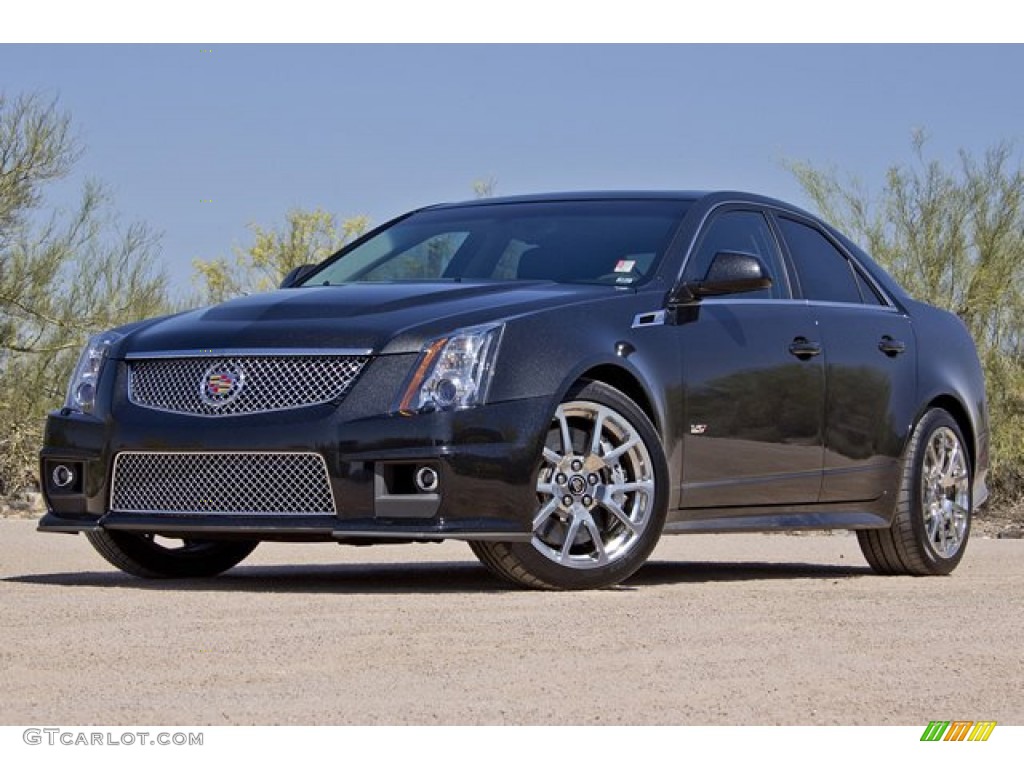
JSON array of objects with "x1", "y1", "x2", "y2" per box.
[
  {"x1": 472, "y1": 176, "x2": 497, "y2": 199},
  {"x1": 788, "y1": 133, "x2": 1024, "y2": 500},
  {"x1": 192, "y1": 208, "x2": 370, "y2": 303},
  {"x1": 1, "y1": 94, "x2": 168, "y2": 495}
]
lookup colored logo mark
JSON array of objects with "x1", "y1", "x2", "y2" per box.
[
  {"x1": 206, "y1": 373, "x2": 236, "y2": 397},
  {"x1": 920, "y1": 721, "x2": 996, "y2": 742},
  {"x1": 199, "y1": 363, "x2": 246, "y2": 407}
]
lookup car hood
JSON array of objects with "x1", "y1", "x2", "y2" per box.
[{"x1": 118, "y1": 281, "x2": 618, "y2": 356}]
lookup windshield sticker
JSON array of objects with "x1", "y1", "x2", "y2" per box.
[{"x1": 614, "y1": 259, "x2": 636, "y2": 273}]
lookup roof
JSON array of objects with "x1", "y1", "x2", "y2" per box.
[
  {"x1": 429, "y1": 190, "x2": 710, "y2": 209},
  {"x1": 428, "y1": 189, "x2": 797, "y2": 212}
]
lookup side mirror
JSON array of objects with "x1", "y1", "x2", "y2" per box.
[
  {"x1": 279, "y1": 263, "x2": 318, "y2": 288},
  {"x1": 671, "y1": 251, "x2": 772, "y2": 303}
]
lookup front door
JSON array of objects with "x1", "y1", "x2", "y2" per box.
[{"x1": 677, "y1": 209, "x2": 825, "y2": 508}]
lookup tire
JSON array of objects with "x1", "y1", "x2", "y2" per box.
[
  {"x1": 86, "y1": 529, "x2": 258, "y2": 578},
  {"x1": 858, "y1": 408, "x2": 972, "y2": 576},
  {"x1": 471, "y1": 380, "x2": 669, "y2": 590}
]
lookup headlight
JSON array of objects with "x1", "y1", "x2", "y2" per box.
[
  {"x1": 64, "y1": 330, "x2": 122, "y2": 413},
  {"x1": 397, "y1": 324, "x2": 503, "y2": 414}
]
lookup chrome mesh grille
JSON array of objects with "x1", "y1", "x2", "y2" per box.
[
  {"x1": 110, "y1": 452, "x2": 337, "y2": 515},
  {"x1": 128, "y1": 355, "x2": 369, "y2": 416}
]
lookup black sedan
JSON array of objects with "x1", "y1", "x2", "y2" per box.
[{"x1": 39, "y1": 191, "x2": 989, "y2": 589}]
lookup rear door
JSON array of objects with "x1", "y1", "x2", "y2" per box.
[{"x1": 774, "y1": 215, "x2": 916, "y2": 503}]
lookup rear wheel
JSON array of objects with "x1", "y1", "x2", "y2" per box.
[
  {"x1": 86, "y1": 529, "x2": 258, "y2": 578},
  {"x1": 471, "y1": 381, "x2": 669, "y2": 590},
  {"x1": 858, "y1": 408, "x2": 971, "y2": 575}
]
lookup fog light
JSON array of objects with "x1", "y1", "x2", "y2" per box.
[
  {"x1": 52, "y1": 464, "x2": 76, "y2": 488},
  {"x1": 414, "y1": 466, "x2": 439, "y2": 493}
]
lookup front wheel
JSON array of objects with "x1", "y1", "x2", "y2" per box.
[
  {"x1": 471, "y1": 381, "x2": 669, "y2": 590},
  {"x1": 86, "y1": 529, "x2": 258, "y2": 578},
  {"x1": 858, "y1": 408, "x2": 972, "y2": 575}
]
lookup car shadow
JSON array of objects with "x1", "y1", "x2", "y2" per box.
[
  {"x1": 631, "y1": 559, "x2": 872, "y2": 586},
  {"x1": 4, "y1": 559, "x2": 872, "y2": 594}
]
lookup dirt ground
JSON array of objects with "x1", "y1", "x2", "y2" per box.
[{"x1": 1, "y1": 518, "x2": 1022, "y2": 725}]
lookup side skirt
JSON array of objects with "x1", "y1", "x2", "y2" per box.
[{"x1": 664, "y1": 510, "x2": 891, "y2": 534}]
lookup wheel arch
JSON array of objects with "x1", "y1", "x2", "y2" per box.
[
  {"x1": 546, "y1": 356, "x2": 682, "y2": 513},
  {"x1": 917, "y1": 394, "x2": 976, "y2": 475},
  {"x1": 567, "y1": 364, "x2": 661, "y2": 437}
]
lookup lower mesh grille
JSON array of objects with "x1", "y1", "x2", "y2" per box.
[{"x1": 110, "y1": 452, "x2": 337, "y2": 515}]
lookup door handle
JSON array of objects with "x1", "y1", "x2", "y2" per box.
[
  {"x1": 879, "y1": 336, "x2": 906, "y2": 357},
  {"x1": 788, "y1": 337, "x2": 822, "y2": 360}
]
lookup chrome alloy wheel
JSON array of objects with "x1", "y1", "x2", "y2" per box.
[
  {"x1": 531, "y1": 400, "x2": 656, "y2": 569},
  {"x1": 921, "y1": 426, "x2": 970, "y2": 559}
]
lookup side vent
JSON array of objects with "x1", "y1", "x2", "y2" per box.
[{"x1": 631, "y1": 310, "x2": 666, "y2": 328}]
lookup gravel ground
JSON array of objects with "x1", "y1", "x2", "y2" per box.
[{"x1": 1, "y1": 518, "x2": 1022, "y2": 725}]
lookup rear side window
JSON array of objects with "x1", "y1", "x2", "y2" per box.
[
  {"x1": 853, "y1": 267, "x2": 887, "y2": 306},
  {"x1": 777, "y1": 217, "x2": 862, "y2": 304}
]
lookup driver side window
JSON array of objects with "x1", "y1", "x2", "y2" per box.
[{"x1": 684, "y1": 210, "x2": 787, "y2": 300}]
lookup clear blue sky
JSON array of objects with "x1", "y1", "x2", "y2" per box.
[{"x1": 3, "y1": 44, "x2": 1022, "y2": 295}]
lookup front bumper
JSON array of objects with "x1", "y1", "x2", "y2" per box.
[{"x1": 39, "y1": 360, "x2": 553, "y2": 542}]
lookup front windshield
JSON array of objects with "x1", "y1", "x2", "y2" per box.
[{"x1": 300, "y1": 200, "x2": 691, "y2": 287}]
